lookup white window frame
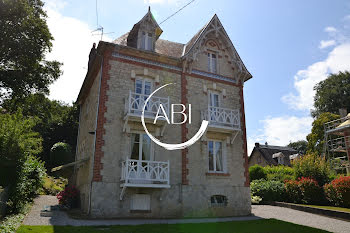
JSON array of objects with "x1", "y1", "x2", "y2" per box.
[
  {"x1": 207, "y1": 52, "x2": 217, "y2": 73},
  {"x1": 130, "y1": 133, "x2": 154, "y2": 161},
  {"x1": 141, "y1": 31, "x2": 153, "y2": 51},
  {"x1": 208, "y1": 140, "x2": 226, "y2": 173},
  {"x1": 135, "y1": 77, "x2": 153, "y2": 95},
  {"x1": 208, "y1": 90, "x2": 220, "y2": 108}
]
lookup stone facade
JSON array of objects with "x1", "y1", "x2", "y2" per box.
[{"x1": 74, "y1": 11, "x2": 252, "y2": 218}]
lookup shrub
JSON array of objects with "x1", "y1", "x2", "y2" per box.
[
  {"x1": 298, "y1": 177, "x2": 325, "y2": 204},
  {"x1": 41, "y1": 176, "x2": 67, "y2": 195},
  {"x1": 50, "y1": 142, "x2": 73, "y2": 167},
  {"x1": 7, "y1": 155, "x2": 46, "y2": 213},
  {"x1": 284, "y1": 180, "x2": 302, "y2": 203},
  {"x1": 292, "y1": 153, "x2": 331, "y2": 186},
  {"x1": 264, "y1": 165, "x2": 294, "y2": 182},
  {"x1": 324, "y1": 176, "x2": 350, "y2": 207},
  {"x1": 250, "y1": 179, "x2": 285, "y2": 202},
  {"x1": 251, "y1": 195, "x2": 262, "y2": 204},
  {"x1": 249, "y1": 165, "x2": 267, "y2": 181},
  {"x1": 57, "y1": 186, "x2": 79, "y2": 208}
]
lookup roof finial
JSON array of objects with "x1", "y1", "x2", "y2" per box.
[{"x1": 148, "y1": 6, "x2": 151, "y2": 12}]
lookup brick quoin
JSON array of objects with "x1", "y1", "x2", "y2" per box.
[
  {"x1": 92, "y1": 50, "x2": 112, "y2": 182},
  {"x1": 239, "y1": 82, "x2": 249, "y2": 187},
  {"x1": 181, "y1": 73, "x2": 189, "y2": 185}
]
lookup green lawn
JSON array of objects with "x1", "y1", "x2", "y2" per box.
[
  {"x1": 17, "y1": 219, "x2": 329, "y2": 233},
  {"x1": 299, "y1": 204, "x2": 350, "y2": 213}
]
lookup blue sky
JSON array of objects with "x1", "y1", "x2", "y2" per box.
[{"x1": 45, "y1": 0, "x2": 350, "y2": 153}]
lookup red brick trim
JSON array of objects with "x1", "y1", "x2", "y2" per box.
[
  {"x1": 181, "y1": 73, "x2": 189, "y2": 185},
  {"x1": 239, "y1": 83, "x2": 249, "y2": 187},
  {"x1": 110, "y1": 54, "x2": 239, "y2": 87},
  {"x1": 206, "y1": 172, "x2": 230, "y2": 176},
  {"x1": 92, "y1": 50, "x2": 112, "y2": 182}
]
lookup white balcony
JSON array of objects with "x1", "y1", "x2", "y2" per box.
[
  {"x1": 124, "y1": 91, "x2": 170, "y2": 123},
  {"x1": 120, "y1": 158, "x2": 170, "y2": 188},
  {"x1": 202, "y1": 106, "x2": 240, "y2": 132},
  {"x1": 328, "y1": 136, "x2": 350, "y2": 153},
  {"x1": 325, "y1": 115, "x2": 350, "y2": 135}
]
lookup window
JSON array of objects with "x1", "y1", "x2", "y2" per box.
[
  {"x1": 141, "y1": 31, "x2": 153, "y2": 51},
  {"x1": 210, "y1": 195, "x2": 227, "y2": 207},
  {"x1": 134, "y1": 78, "x2": 153, "y2": 111},
  {"x1": 208, "y1": 141, "x2": 224, "y2": 172},
  {"x1": 209, "y1": 92, "x2": 219, "y2": 107},
  {"x1": 207, "y1": 52, "x2": 217, "y2": 73},
  {"x1": 130, "y1": 134, "x2": 153, "y2": 161},
  {"x1": 277, "y1": 156, "x2": 284, "y2": 165}
]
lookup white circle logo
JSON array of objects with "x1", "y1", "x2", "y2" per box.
[{"x1": 141, "y1": 83, "x2": 209, "y2": 150}]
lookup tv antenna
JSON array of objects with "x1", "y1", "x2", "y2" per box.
[{"x1": 92, "y1": 0, "x2": 114, "y2": 41}]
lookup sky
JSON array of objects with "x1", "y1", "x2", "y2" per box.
[{"x1": 44, "y1": 0, "x2": 350, "y2": 154}]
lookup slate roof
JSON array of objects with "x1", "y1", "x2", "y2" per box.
[
  {"x1": 250, "y1": 143, "x2": 298, "y2": 166},
  {"x1": 112, "y1": 32, "x2": 184, "y2": 58}
]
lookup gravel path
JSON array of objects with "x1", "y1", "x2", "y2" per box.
[
  {"x1": 23, "y1": 195, "x2": 350, "y2": 233},
  {"x1": 252, "y1": 205, "x2": 350, "y2": 233}
]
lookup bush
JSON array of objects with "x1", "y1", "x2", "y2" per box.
[
  {"x1": 50, "y1": 142, "x2": 73, "y2": 167},
  {"x1": 284, "y1": 180, "x2": 302, "y2": 203},
  {"x1": 7, "y1": 156, "x2": 46, "y2": 213},
  {"x1": 298, "y1": 177, "x2": 324, "y2": 204},
  {"x1": 250, "y1": 179, "x2": 285, "y2": 202},
  {"x1": 251, "y1": 195, "x2": 262, "y2": 204},
  {"x1": 324, "y1": 176, "x2": 350, "y2": 207},
  {"x1": 249, "y1": 165, "x2": 267, "y2": 181},
  {"x1": 40, "y1": 176, "x2": 67, "y2": 195},
  {"x1": 264, "y1": 165, "x2": 294, "y2": 182},
  {"x1": 292, "y1": 153, "x2": 331, "y2": 186},
  {"x1": 57, "y1": 186, "x2": 79, "y2": 208}
]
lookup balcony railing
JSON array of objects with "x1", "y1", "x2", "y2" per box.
[
  {"x1": 125, "y1": 91, "x2": 170, "y2": 119},
  {"x1": 328, "y1": 136, "x2": 350, "y2": 152},
  {"x1": 325, "y1": 115, "x2": 350, "y2": 133},
  {"x1": 120, "y1": 158, "x2": 170, "y2": 188},
  {"x1": 202, "y1": 106, "x2": 240, "y2": 130}
]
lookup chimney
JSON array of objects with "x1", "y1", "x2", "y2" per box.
[
  {"x1": 255, "y1": 143, "x2": 260, "y2": 148},
  {"x1": 265, "y1": 142, "x2": 268, "y2": 146}
]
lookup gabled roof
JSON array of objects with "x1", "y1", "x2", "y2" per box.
[{"x1": 249, "y1": 143, "x2": 297, "y2": 166}]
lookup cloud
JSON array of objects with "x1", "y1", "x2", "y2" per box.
[
  {"x1": 45, "y1": 1, "x2": 111, "y2": 104},
  {"x1": 344, "y1": 15, "x2": 350, "y2": 21},
  {"x1": 247, "y1": 116, "x2": 312, "y2": 155},
  {"x1": 282, "y1": 42, "x2": 350, "y2": 111},
  {"x1": 319, "y1": 40, "x2": 336, "y2": 49},
  {"x1": 324, "y1": 26, "x2": 337, "y2": 33}
]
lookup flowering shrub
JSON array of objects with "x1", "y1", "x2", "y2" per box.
[
  {"x1": 298, "y1": 177, "x2": 324, "y2": 204},
  {"x1": 284, "y1": 180, "x2": 302, "y2": 203},
  {"x1": 57, "y1": 186, "x2": 79, "y2": 208},
  {"x1": 324, "y1": 176, "x2": 350, "y2": 207}
]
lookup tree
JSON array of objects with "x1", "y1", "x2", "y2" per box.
[
  {"x1": 0, "y1": 0, "x2": 61, "y2": 100},
  {"x1": 306, "y1": 112, "x2": 339, "y2": 155},
  {"x1": 312, "y1": 71, "x2": 350, "y2": 118},
  {"x1": 2, "y1": 94, "x2": 79, "y2": 165},
  {"x1": 288, "y1": 140, "x2": 308, "y2": 155}
]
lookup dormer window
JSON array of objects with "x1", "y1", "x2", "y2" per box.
[
  {"x1": 141, "y1": 31, "x2": 153, "y2": 51},
  {"x1": 208, "y1": 52, "x2": 217, "y2": 73}
]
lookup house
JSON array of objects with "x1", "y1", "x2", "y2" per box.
[
  {"x1": 248, "y1": 143, "x2": 298, "y2": 167},
  {"x1": 73, "y1": 9, "x2": 252, "y2": 218}
]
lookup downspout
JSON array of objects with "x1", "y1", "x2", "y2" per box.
[
  {"x1": 73, "y1": 104, "x2": 82, "y2": 185},
  {"x1": 88, "y1": 54, "x2": 104, "y2": 215}
]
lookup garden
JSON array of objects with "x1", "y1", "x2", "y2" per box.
[{"x1": 250, "y1": 154, "x2": 350, "y2": 210}]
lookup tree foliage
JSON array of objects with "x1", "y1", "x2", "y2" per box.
[
  {"x1": 0, "y1": 0, "x2": 61, "y2": 100},
  {"x1": 312, "y1": 71, "x2": 350, "y2": 118},
  {"x1": 288, "y1": 140, "x2": 308, "y2": 155},
  {"x1": 306, "y1": 112, "x2": 339, "y2": 155},
  {"x1": 50, "y1": 142, "x2": 73, "y2": 167},
  {"x1": 2, "y1": 94, "x2": 79, "y2": 165}
]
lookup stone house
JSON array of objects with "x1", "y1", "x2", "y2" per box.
[
  {"x1": 74, "y1": 9, "x2": 252, "y2": 218},
  {"x1": 248, "y1": 143, "x2": 298, "y2": 167}
]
